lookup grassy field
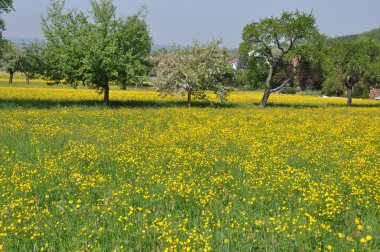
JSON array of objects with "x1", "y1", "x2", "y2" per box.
[{"x1": 0, "y1": 84, "x2": 379, "y2": 251}]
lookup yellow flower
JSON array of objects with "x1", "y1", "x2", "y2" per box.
[
  {"x1": 360, "y1": 238, "x2": 367, "y2": 243},
  {"x1": 365, "y1": 235, "x2": 372, "y2": 241},
  {"x1": 327, "y1": 245, "x2": 332, "y2": 250}
]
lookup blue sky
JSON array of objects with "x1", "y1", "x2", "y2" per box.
[{"x1": 3, "y1": 0, "x2": 380, "y2": 48}]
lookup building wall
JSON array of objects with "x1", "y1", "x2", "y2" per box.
[{"x1": 369, "y1": 88, "x2": 380, "y2": 98}]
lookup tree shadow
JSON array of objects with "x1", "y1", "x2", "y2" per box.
[
  {"x1": 252, "y1": 102, "x2": 380, "y2": 108},
  {"x1": 1, "y1": 98, "x2": 379, "y2": 110},
  {"x1": 0, "y1": 98, "x2": 239, "y2": 109}
]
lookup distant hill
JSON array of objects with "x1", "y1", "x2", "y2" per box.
[
  {"x1": 360, "y1": 28, "x2": 380, "y2": 40},
  {"x1": 329, "y1": 27, "x2": 380, "y2": 42}
]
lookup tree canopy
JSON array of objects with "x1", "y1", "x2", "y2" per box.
[
  {"x1": 0, "y1": 0, "x2": 13, "y2": 56},
  {"x1": 322, "y1": 38, "x2": 380, "y2": 106},
  {"x1": 41, "y1": 0, "x2": 152, "y2": 103},
  {"x1": 240, "y1": 10, "x2": 322, "y2": 106},
  {"x1": 0, "y1": 0, "x2": 13, "y2": 33},
  {"x1": 0, "y1": 40, "x2": 21, "y2": 83},
  {"x1": 17, "y1": 43, "x2": 46, "y2": 84},
  {"x1": 156, "y1": 40, "x2": 230, "y2": 106}
]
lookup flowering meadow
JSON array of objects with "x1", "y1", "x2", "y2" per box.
[{"x1": 0, "y1": 85, "x2": 379, "y2": 251}]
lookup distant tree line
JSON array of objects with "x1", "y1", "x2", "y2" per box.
[{"x1": 1, "y1": 0, "x2": 380, "y2": 107}]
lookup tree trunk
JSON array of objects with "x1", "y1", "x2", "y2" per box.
[
  {"x1": 187, "y1": 90, "x2": 192, "y2": 107},
  {"x1": 347, "y1": 86, "x2": 353, "y2": 107},
  {"x1": 8, "y1": 70, "x2": 14, "y2": 84},
  {"x1": 25, "y1": 75, "x2": 30, "y2": 85},
  {"x1": 261, "y1": 88, "x2": 271, "y2": 107},
  {"x1": 261, "y1": 64, "x2": 274, "y2": 107},
  {"x1": 292, "y1": 58, "x2": 300, "y2": 90},
  {"x1": 103, "y1": 81, "x2": 110, "y2": 104}
]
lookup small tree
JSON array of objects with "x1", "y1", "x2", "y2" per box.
[
  {"x1": 1, "y1": 41, "x2": 22, "y2": 83},
  {"x1": 41, "y1": 0, "x2": 152, "y2": 103},
  {"x1": 156, "y1": 40, "x2": 230, "y2": 106},
  {"x1": 18, "y1": 43, "x2": 46, "y2": 84},
  {"x1": 322, "y1": 38, "x2": 380, "y2": 106},
  {"x1": 0, "y1": 0, "x2": 13, "y2": 56},
  {"x1": 240, "y1": 11, "x2": 321, "y2": 107}
]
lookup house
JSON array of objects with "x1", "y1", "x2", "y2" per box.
[
  {"x1": 369, "y1": 88, "x2": 380, "y2": 100},
  {"x1": 229, "y1": 59, "x2": 238, "y2": 70}
]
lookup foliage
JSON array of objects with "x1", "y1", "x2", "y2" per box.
[
  {"x1": 17, "y1": 43, "x2": 46, "y2": 82},
  {"x1": 282, "y1": 86, "x2": 297, "y2": 94},
  {"x1": 0, "y1": 0, "x2": 13, "y2": 54},
  {"x1": 0, "y1": 41, "x2": 46, "y2": 84},
  {"x1": 362, "y1": 87, "x2": 370, "y2": 99},
  {"x1": 0, "y1": 0, "x2": 12, "y2": 29},
  {"x1": 41, "y1": 0, "x2": 152, "y2": 103},
  {"x1": 328, "y1": 27, "x2": 380, "y2": 43},
  {"x1": 240, "y1": 10, "x2": 322, "y2": 106},
  {"x1": 322, "y1": 38, "x2": 380, "y2": 105},
  {"x1": 321, "y1": 74, "x2": 344, "y2": 97},
  {"x1": 234, "y1": 52, "x2": 269, "y2": 88},
  {"x1": 361, "y1": 28, "x2": 380, "y2": 41},
  {"x1": 156, "y1": 40, "x2": 230, "y2": 106},
  {"x1": 292, "y1": 33, "x2": 327, "y2": 90},
  {"x1": 0, "y1": 86, "x2": 379, "y2": 251},
  {"x1": 0, "y1": 40, "x2": 21, "y2": 83}
]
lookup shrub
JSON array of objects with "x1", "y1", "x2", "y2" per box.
[
  {"x1": 282, "y1": 87, "x2": 297, "y2": 94},
  {"x1": 362, "y1": 88, "x2": 370, "y2": 99}
]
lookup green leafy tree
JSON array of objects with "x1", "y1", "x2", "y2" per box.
[
  {"x1": 1, "y1": 41, "x2": 21, "y2": 83},
  {"x1": 234, "y1": 52, "x2": 268, "y2": 88},
  {"x1": 240, "y1": 11, "x2": 321, "y2": 107},
  {"x1": 322, "y1": 38, "x2": 380, "y2": 106},
  {"x1": 291, "y1": 34, "x2": 326, "y2": 90},
  {"x1": 1, "y1": 41, "x2": 46, "y2": 84},
  {"x1": 41, "y1": 0, "x2": 152, "y2": 103},
  {"x1": 18, "y1": 43, "x2": 46, "y2": 84},
  {"x1": 0, "y1": 0, "x2": 12, "y2": 30},
  {"x1": 0, "y1": 0, "x2": 13, "y2": 56},
  {"x1": 156, "y1": 40, "x2": 230, "y2": 106}
]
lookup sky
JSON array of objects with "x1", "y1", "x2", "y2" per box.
[{"x1": 3, "y1": 0, "x2": 380, "y2": 48}]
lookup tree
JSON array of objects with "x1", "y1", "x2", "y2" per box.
[
  {"x1": 156, "y1": 40, "x2": 230, "y2": 106},
  {"x1": 322, "y1": 38, "x2": 380, "y2": 106},
  {"x1": 1, "y1": 40, "x2": 21, "y2": 83},
  {"x1": 234, "y1": 52, "x2": 269, "y2": 89},
  {"x1": 240, "y1": 11, "x2": 321, "y2": 107},
  {"x1": 291, "y1": 33, "x2": 326, "y2": 91},
  {"x1": 18, "y1": 43, "x2": 46, "y2": 84},
  {"x1": 0, "y1": 0, "x2": 13, "y2": 56},
  {"x1": 41, "y1": 0, "x2": 152, "y2": 103}
]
